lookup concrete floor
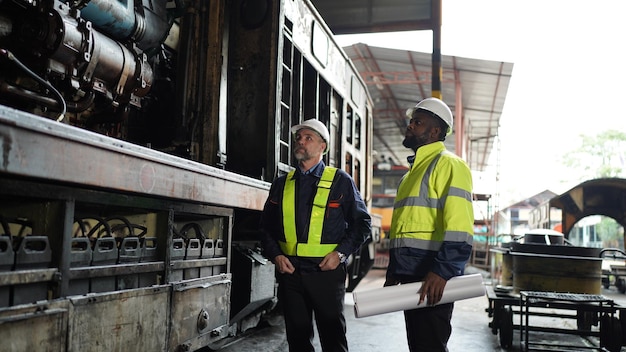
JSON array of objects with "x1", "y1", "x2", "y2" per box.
[
  {"x1": 218, "y1": 267, "x2": 626, "y2": 352},
  {"x1": 334, "y1": 268, "x2": 498, "y2": 352},
  {"x1": 343, "y1": 268, "x2": 626, "y2": 352}
]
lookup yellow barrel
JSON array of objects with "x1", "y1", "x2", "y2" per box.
[
  {"x1": 512, "y1": 250, "x2": 603, "y2": 294},
  {"x1": 489, "y1": 247, "x2": 513, "y2": 287},
  {"x1": 501, "y1": 251, "x2": 513, "y2": 287}
]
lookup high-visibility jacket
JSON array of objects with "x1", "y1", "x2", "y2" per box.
[
  {"x1": 388, "y1": 141, "x2": 474, "y2": 280},
  {"x1": 279, "y1": 166, "x2": 338, "y2": 257}
]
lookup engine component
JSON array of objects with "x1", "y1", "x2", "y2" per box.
[{"x1": 0, "y1": 0, "x2": 178, "y2": 120}]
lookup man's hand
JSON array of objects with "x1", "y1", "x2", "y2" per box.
[
  {"x1": 274, "y1": 255, "x2": 295, "y2": 274},
  {"x1": 418, "y1": 271, "x2": 447, "y2": 306},
  {"x1": 318, "y1": 251, "x2": 341, "y2": 271}
]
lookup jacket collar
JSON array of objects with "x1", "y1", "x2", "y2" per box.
[
  {"x1": 295, "y1": 160, "x2": 325, "y2": 178},
  {"x1": 407, "y1": 141, "x2": 445, "y2": 167}
]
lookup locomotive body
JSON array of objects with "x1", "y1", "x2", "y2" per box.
[{"x1": 0, "y1": 0, "x2": 377, "y2": 350}]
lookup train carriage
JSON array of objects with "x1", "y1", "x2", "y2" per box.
[{"x1": 0, "y1": 0, "x2": 378, "y2": 350}]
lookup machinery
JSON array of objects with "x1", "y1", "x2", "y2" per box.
[
  {"x1": 486, "y1": 227, "x2": 625, "y2": 350},
  {"x1": 0, "y1": 0, "x2": 379, "y2": 350}
]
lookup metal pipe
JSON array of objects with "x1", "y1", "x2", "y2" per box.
[{"x1": 431, "y1": 0, "x2": 442, "y2": 100}]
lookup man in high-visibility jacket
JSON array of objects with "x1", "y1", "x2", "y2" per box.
[
  {"x1": 260, "y1": 119, "x2": 372, "y2": 352},
  {"x1": 386, "y1": 97, "x2": 474, "y2": 352}
]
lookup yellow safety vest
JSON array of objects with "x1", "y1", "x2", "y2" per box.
[
  {"x1": 279, "y1": 167, "x2": 339, "y2": 257},
  {"x1": 390, "y1": 142, "x2": 473, "y2": 251}
]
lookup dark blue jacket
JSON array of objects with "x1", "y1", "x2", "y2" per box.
[{"x1": 260, "y1": 162, "x2": 372, "y2": 272}]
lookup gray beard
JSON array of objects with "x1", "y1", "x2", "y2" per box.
[{"x1": 294, "y1": 150, "x2": 310, "y2": 161}]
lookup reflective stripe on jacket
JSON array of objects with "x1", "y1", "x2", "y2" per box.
[
  {"x1": 390, "y1": 142, "x2": 474, "y2": 252},
  {"x1": 280, "y1": 166, "x2": 339, "y2": 257}
]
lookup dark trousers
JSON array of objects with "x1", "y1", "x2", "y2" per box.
[
  {"x1": 278, "y1": 265, "x2": 348, "y2": 352},
  {"x1": 404, "y1": 302, "x2": 454, "y2": 352}
]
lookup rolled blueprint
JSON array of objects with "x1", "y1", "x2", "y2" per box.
[{"x1": 353, "y1": 273, "x2": 485, "y2": 318}]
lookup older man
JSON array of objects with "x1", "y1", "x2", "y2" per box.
[{"x1": 260, "y1": 119, "x2": 371, "y2": 352}]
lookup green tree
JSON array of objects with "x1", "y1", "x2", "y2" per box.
[
  {"x1": 597, "y1": 216, "x2": 623, "y2": 248},
  {"x1": 563, "y1": 129, "x2": 626, "y2": 182},
  {"x1": 562, "y1": 130, "x2": 626, "y2": 250}
]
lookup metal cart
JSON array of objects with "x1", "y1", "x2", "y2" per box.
[
  {"x1": 486, "y1": 285, "x2": 624, "y2": 351},
  {"x1": 486, "y1": 285, "x2": 519, "y2": 349},
  {"x1": 520, "y1": 291, "x2": 621, "y2": 351},
  {"x1": 600, "y1": 249, "x2": 626, "y2": 294}
]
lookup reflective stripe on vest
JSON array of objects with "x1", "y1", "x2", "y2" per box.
[{"x1": 280, "y1": 167, "x2": 339, "y2": 257}]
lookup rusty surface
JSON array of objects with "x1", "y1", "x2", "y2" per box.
[
  {"x1": 0, "y1": 106, "x2": 270, "y2": 211},
  {"x1": 67, "y1": 286, "x2": 170, "y2": 351},
  {"x1": 0, "y1": 302, "x2": 68, "y2": 351},
  {"x1": 169, "y1": 275, "x2": 232, "y2": 351}
]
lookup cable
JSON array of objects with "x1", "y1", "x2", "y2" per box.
[{"x1": 0, "y1": 48, "x2": 67, "y2": 122}]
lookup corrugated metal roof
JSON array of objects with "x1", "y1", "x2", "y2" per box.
[
  {"x1": 311, "y1": 0, "x2": 434, "y2": 34},
  {"x1": 343, "y1": 43, "x2": 514, "y2": 171}
]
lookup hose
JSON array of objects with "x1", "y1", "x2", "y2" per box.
[{"x1": 0, "y1": 48, "x2": 67, "y2": 122}]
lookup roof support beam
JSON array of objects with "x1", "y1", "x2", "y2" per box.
[
  {"x1": 358, "y1": 71, "x2": 454, "y2": 85},
  {"x1": 431, "y1": 0, "x2": 442, "y2": 99},
  {"x1": 453, "y1": 57, "x2": 465, "y2": 159}
]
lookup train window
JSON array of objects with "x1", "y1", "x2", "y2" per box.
[
  {"x1": 345, "y1": 108, "x2": 353, "y2": 144},
  {"x1": 281, "y1": 67, "x2": 292, "y2": 117},
  {"x1": 291, "y1": 50, "x2": 302, "y2": 129},
  {"x1": 318, "y1": 77, "x2": 331, "y2": 125},
  {"x1": 354, "y1": 159, "x2": 361, "y2": 192},
  {"x1": 354, "y1": 113, "x2": 361, "y2": 149},
  {"x1": 283, "y1": 36, "x2": 293, "y2": 67},
  {"x1": 279, "y1": 104, "x2": 290, "y2": 163},
  {"x1": 279, "y1": 27, "x2": 308, "y2": 170},
  {"x1": 345, "y1": 152, "x2": 353, "y2": 176},
  {"x1": 280, "y1": 142, "x2": 289, "y2": 167},
  {"x1": 311, "y1": 21, "x2": 328, "y2": 67},
  {"x1": 303, "y1": 60, "x2": 317, "y2": 120},
  {"x1": 284, "y1": 17, "x2": 293, "y2": 33},
  {"x1": 350, "y1": 76, "x2": 362, "y2": 107},
  {"x1": 280, "y1": 33, "x2": 295, "y2": 167},
  {"x1": 330, "y1": 92, "x2": 343, "y2": 167}
]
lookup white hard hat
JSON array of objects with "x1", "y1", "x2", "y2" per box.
[
  {"x1": 405, "y1": 97, "x2": 453, "y2": 136},
  {"x1": 291, "y1": 119, "x2": 330, "y2": 153}
]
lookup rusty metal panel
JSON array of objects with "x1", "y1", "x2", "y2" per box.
[
  {"x1": 225, "y1": 0, "x2": 279, "y2": 181},
  {"x1": 0, "y1": 106, "x2": 270, "y2": 211},
  {"x1": 67, "y1": 286, "x2": 170, "y2": 352},
  {"x1": 0, "y1": 301, "x2": 68, "y2": 351},
  {"x1": 169, "y1": 275, "x2": 231, "y2": 352},
  {"x1": 230, "y1": 246, "x2": 276, "y2": 322}
]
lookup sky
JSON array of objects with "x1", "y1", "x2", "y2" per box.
[{"x1": 336, "y1": 0, "x2": 626, "y2": 208}]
